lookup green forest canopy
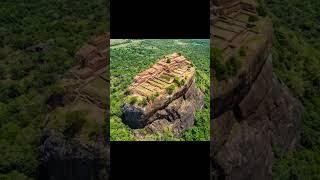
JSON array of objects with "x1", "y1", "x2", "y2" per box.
[
  {"x1": 261, "y1": 0, "x2": 320, "y2": 179},
  {"x1": 0, "y1": 0, "x2": 109, "y2": 179}
]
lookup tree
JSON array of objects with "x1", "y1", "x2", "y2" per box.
[
  {"x1": 0, "y1": 65, "x2": 5, "y2": 79},
  {"x1": 166, "y1": 85, "x2": 175, "y2": 95},
  {"x1": 64, "y1": 111, "x2": 87, "y2": 137}
]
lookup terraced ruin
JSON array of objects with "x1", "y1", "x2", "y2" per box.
[
  {"x1": 62, "y1": 33, "x2": 109, "y2": 117},
  {"x1": 127, "y1": 53, "x2": 194, "y2": 104},
  {"x1": 211, "y1": 0, "x2": 271, "y2": 67},
  {"x1": 122, "y1": 53, "x2": 204, "y2": 137},
  {"x1": 45, "y1": 33, "x2": 109, "y2": 141},
  {"x1": 40, "y1": 33, "x2": 110, "y2": 180},
  {"x1": 211, "y1": 0, "x2": 303, "y2": 179}
]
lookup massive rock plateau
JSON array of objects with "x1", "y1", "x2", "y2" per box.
[
  {"x1": 122, "y1": 53, "x2": 204, "y2": 137},
  {"x1": 211, "y1": 0, "x2": 303, "y2": 179},
  {"x1": 40, "y1": 33, "x2": 110, "y2": 180}
]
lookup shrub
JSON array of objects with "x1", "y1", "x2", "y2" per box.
[
  {"x1": 239, "y1": 47, "x2": 246, "y2": 56},
  {"x1": 166, "y1": 85, "x2": 175, "y2": 95},
  {"x1": 248, "y1": 15, "x2": 259, "y2": 22},
  {"x1": 138, "y1": 97, "x2": 148, "y2": 106},
  {"x1": 180, "y1": 79, "x2": 186, "y2": 86},
  {"x1": 174, "y1": 76, "x2": 186, "y2": 87},
  {"x1": 228, "y1": 55, "x2": 241, "y2": 76},
  {"x1": 174, "y1": 76, "x2": 181, "y2": 87},
  {"x1": 124, "y1": 89, "x2": 131, "y2": 95},
  {"x1": 166, "y1": 58, "x2": 171, "y2": 63},
  {"x1": 64, "y1": 111, "x2": 87, "y2": 137},
  {"x1": 212, "y1": 47, "x2": 242, "y2": 81},
  {"x1": 0, "y1": 65, "x2": 5, "y2": 79},
  {"x1": 257, "y1": 5, "x2": 267, "y2": 17},
  {"x1": 127, "y1": 96, "x2": 138, "y2": 105},
  {"x1": 212, "y1": 48, "x2": 227, "y2": 80},
  {"x1": 147, "y1": 93, "x2": 159, "y2": 103}
]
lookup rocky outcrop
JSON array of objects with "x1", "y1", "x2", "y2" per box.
[
  {"x1": 73, "y1": 33, "x2": 109, "y2": 79},
  {"x1": 39, "y1": 130, "x2": 109, "y2": 180},
  {"x1": 122, "y1": 53, "x2": 204, "y2": 137},
  {"x1": 144, "y1": 80, "x2": 204, "y2": 136},
  {"x1": 211, "y1": 0, "x2": 303, "y2": 179},
  {"x1": 40, "y1": 33, "x2": 110, "y2": 180}
]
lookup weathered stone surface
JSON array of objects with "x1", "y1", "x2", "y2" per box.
[
  {"x1": 39, "y1": 130, "x2": 109, "y2": 180},
  {"x1": 40, "y1": 33, "x2": 110, "y2": 180},
  {"x1": 144, "y1": 82, "x2": 204, "y2": 137},
  {"x1": 211, "y1": 1, "x2": 303, "y2": 179},
  {"x1": 212, "y1": 57, "x2": 303, "y2": 180},
  {"x1": 122, "y1": 53, "x2": 204, "y2": 137},
  {"x1": 122, "y1": 104, "x2": 146, "y2": 128},
  {"x1": 73, "y1": 33, "x2": 109, "y2": 79}
]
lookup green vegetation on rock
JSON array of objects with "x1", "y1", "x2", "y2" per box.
[
  {"x1": 147, "y1": 93, "x2": 159, "y2": 103},
  {"x1": 110, "y1": 39, "x2": 210, "y2": 141},
  {"x1": 248, "y1": 15, "x2": 259, "y2": 22},
  {"x1": 174, "y1": 76, "x2": 186, "y2": 87},
  {"x1": 64, "y1": 111, "x2": 87, "y2": 137},
  {"x1": 239, "y1": 47, "x2": 247, "y2": 57},
  {"x1": 258, "y1": 0, "x2": 320, "y2": 178},
  {"x1": 212, "y1": 48, "x2": 242, "y2": 81},
  {"x1": 0, "y1": 0, "x2": 109, "y2": 178},
  {"x1": 166, "y1": 84, "x2": 176, "y2": 95},
  {"x1": 127, "y1": 96, "x2": 138, "y2": 105}
]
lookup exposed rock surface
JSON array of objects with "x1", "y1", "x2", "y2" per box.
[
  {"x1": 122, "y1": 53, "x2": 204, "y2": 137},
  {"x1": 39, "y1": 130, "x2": 109, "y2": 180},
  {"x1": 40, "y1": 33, "x2": 110, "y2": 180},
  {"x1": 211, "y1": 1, "x2": 303, "y2": 179}
]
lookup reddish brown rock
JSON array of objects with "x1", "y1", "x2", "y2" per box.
[
  {"x1": 40, "y1": 33, "x2": 110, "y2": 180},
  {"x1": 122, "y1": 53, "x2": 204, "y2": 137},
  {"x1": 74, "y1": 33, "x2": 109, "y2": 79},
  {"x1": 211, "y1": 1, "x2": 303, "y2": 179}
]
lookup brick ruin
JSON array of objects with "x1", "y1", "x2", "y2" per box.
[
  {"x1": 60, "y1": 33, "x2": 109, "y2": 110},
  {"x1": 211, "y1": 0, "x2": 262, "y2": 61},
  {"x1": 211, "y1": 1, "x2": 303, "y2": 179},
  {"x1": 73, "y1": 33, "x2": 109, "y2": 79},
  {"x1": 41, "y1": 33, "x2": 110, "y2": 180},
  {"x1": 212, "y1": 0, "x2": 256, "y2": 17},
  {"x1": 122, "y1": 53, "x2": 204, "y2": 134},
  {"x1": 128, "y1": 53, "x2": 194, "y2": 99}
]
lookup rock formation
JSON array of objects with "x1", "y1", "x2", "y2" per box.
[
  {"x1": 40, "y1": 33, "x2": 110, "y2": 180},
  {"x1": 210, "y1": 0, "x2": 303, "y2": 179},
  {"x1": 122, "y1": 53, "x2": 204, "y2": 137},
  {"x1": 74, "y1": 33, "x2": 109, "y2": 79}
]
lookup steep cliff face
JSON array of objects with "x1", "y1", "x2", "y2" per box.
[
  {"x1": 211, "y1": 0, "x2": 303, "y2": 179},
  {"x1": 122, "y1": 53, "x2": 204, "y2": 137},
  {"x1": 40, "y1": 34, "x2": 110, "y2": 180},
  {"x1": 39, "y1": 130, "x2": 109, "y2": 180}
]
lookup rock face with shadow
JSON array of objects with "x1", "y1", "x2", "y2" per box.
[
  {"x1": 210, "y1": 0, "x2": 303, "y2": 179},
  {"x1": 39, "y1": 33, "x2": 110, "y2": 180},
  {"x1": 39, "y1": 130, "x2": 109, "y2": 180},
  {"x1": 122, "y1": 53, "x2": 204, "y2": 138}
]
